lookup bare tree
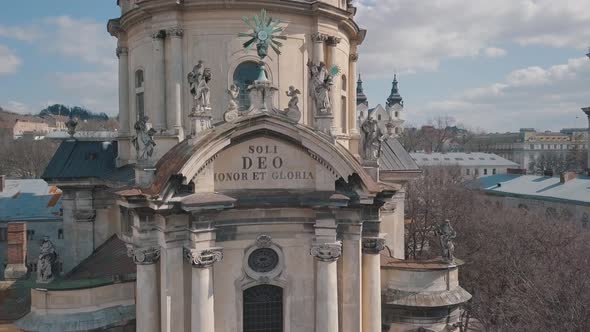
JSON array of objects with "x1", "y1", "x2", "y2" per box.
[
  {"x1": 0, "y1": 139, "x2": 58, "y2": 178},
  {"x1": 404, "y1": 165, "x2": 590, "y2": 331}
]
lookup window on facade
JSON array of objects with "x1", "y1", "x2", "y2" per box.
[
  {"x1": 492, "y1": 168, "x2": 497, "y2": 175},
  {"x1": 0, "y1": 228, "x2": 6, "y2": 242},
  {"x1": 243, "y1": 285, "x2": 283, "y2": 332},
  {"x1": 121, "y1": 207, "x2": 133, "y2": 236},
  {"x1": 541, "y1": 144, "x2": 545, "y2": 149},
  {"x1": 378, "y1": 114, "x2": 382, "y2": 121},
  {"x1": 234, "y1": 62, "x2": 265, "y2": 111},
  {"x1": 475, "y1": 169, "x2": 479, "y2": 176},
  {"x1": 341, "y1": 96, "x2": 347, "y2": 133},
  {"x1": 484, "y1": 169, "x2": 488, "y2": 175},
  {"x1": 58, "y1": 229, "x2": 64, "y2": 239},
  {"x1": 546, "y1": 207, "x2": 558, "y2": 219},
  {"x1": 27, "y1": 230, "x2": 35, "y2": 240},
  {"x1": 466, "y1": 169, "x2": 471, "y2": 175},
  {"x1": 135, "y1": 69, "x2": 145, "y2": 119},
  {"x1": 395, "y1": 111, "x2": 399, "y2": 118},
  {"x1": 341, "y1": 74, "x2": 347, "y2": 91},
  {"x1": 530, "y1": 144, "x2": 534, "y2": 150}
]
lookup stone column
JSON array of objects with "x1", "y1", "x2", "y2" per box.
[
  {"x1": 362, "y1": 237, "x2": 385, "y2": 332},
  {"x1": 311, "y1": 32, "x2": 328, "y2": 65},
  {"x1": 327, "y1": 36, "x2": 341, "y2": 135},
  {"x1": 167, "y1": 27, "x2": 184, "y2": 136},
  {"x1": 152, "y1": 30, "x2": 167, "y2": 130},
  {"x1": 311, "y1": 242, "x2": 342, "y2": 332},
  {"x1": 128, "y1": 246, "x2": 161, "y2": 332},
  {"x1": 184, "y1": 247, "x2": 223, "y2": 332},
  {"x1": 349, "y1": 53, "x2": 359, "y2": 135},
  {"x1": 340, "y1": 223, "x2": 362, "y2": 332},
  {"x1": 117, "y1": 46, "x2": 130, "y2": 134}
]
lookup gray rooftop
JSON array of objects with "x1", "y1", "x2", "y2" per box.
[
  {"x1": 477, "y1": 174, "x2": 590, "y2": 205},
  {"x1": 43, "y1": 140, "x2": 134, "y2": 184},
  {"x1": 411, "y1": 152, "x2": 519, "y2": 168},
  {"x1": 380, "y1": 139, "x2": 420, "y2": 172}
]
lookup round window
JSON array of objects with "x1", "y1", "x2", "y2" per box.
[{"x1": 248, "y1": 248, "x2": 279, "y2": 273}]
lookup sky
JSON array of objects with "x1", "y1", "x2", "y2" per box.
[{"x1": 0, "y1": 0, "x2": 589, "y2": 132}]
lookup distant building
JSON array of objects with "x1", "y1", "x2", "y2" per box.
[
  {"x1": 411, "y1": 152, "x2": 519, "y2": 178},
  {"x1": 357, "y1": 74, "x2": 405, "y2": 137},
  {"x1": 0, "y1": 177, "x2": 63, "y2": 278},
  {"x1": 468, "y1": 128, "x2": 588, "y2": 170},
  {"x1": 0, "y1": 110, "x2": 70, "y2": 143},
  {"x1": 476, "y1": 173, "x2": 590, "y2": 225}
]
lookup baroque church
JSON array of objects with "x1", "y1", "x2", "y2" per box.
[
  {"x1": 15, "y1": 1, "x2": 470, "y2": 332},
  {"x1": 357, "y1": 74, "x2": 406, "y2": 138}
]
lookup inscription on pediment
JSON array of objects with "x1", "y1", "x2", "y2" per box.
[{"x1": 213, "y1": 137, "x2": 335, "y2": 191}]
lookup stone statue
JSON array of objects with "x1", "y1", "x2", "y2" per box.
[
  {"x1": 360, "y1": 116, "x2": 385, "y2": 161},
  {"x1": 65, "y1": 117, "x2": 77, "y2": 138},
  {"x1": 224, "y1": 84, "x2": 240, "y2": 122},
  {"x1": 132, "y1": 115, "x2": 157, "y2": 161},
  {"x1": 37, "y1": 237, "x2": 58, "y2": 283},
  {"x1": 284, "y1": 86, "x2": 301, "y2": 122},
  {"x1": 436, "y1": 219, "x2": 457, "y2": 263},
  {"x1": 188, "y1": 61, "x2": 212, "y2": 113},
  {"x1": 307, "y1": 60, "x2": 333, "y2": 114}
]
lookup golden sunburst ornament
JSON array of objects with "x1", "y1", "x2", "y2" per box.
[{"x1": 239, "y1": 9, "x2": 287, "y2": 60}]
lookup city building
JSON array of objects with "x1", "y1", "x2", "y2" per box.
[
  {"x1": 14, "y1": 1, "x2": 470, "y2": 332},
  {"x1": 0, "y1": 177, "x2": 63, "y2": 279},
  {"x1": 468, "y1": 128, "x2": 588, "y2": 170},
  {"x1": 411, "y1": 152, "x2": 519, "y2": 178},
  {"x1": 476, "y1": 173, "x2": 590, "y2": 225},
  {"x1": 357, "y1": 75, "x2": 406, "y2": 137}
]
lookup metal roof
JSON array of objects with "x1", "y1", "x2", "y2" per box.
[
  {"x1": 0, "y1": 179, "x2": 62, "y2": 222},
  {"x1": 410, "y1": 152, "x2": 518, "y2": 168},
  {"x1": 380, "y1": 139, "x2": 420, "y2": 171},
  {"x1": 42, "y1": 140, "x2": 134, "y2": 184},
  {"x1": 477, "y1": 174, "x2": 590, "y2": 205}
]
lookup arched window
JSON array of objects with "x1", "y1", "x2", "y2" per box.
[
  {"x1": 378, "y1": 114, "x2": 382, "y2": 121},
  {"x1": 135, "y1": 69, "x2": 145, "y2": 118},
  {"x1": 341, "y1": 74, "x2": 347, "y2": 91},
  {"x1": 233, "y1": 62, "x2": 264, "y2": 111},
  {"x1": 243, "y1": 285, "x2": 283, "y2": 332}
]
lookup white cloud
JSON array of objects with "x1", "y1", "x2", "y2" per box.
[
  {"x1": 55, "y1": 69, "x2": 118, "y2": 115},
  {"x1": 484, "y1": 47, "x2": 507, "y2": 58},
  {"x1": 415, "y1": 57, "x2": 590, "y2": 131},
  {"x1": 355, "y1": 0, "x2": 590, "y2": 76},
  {"x1": 6, "y1": 101, "x2": 32, "y2": 114},
  {"x1": 0, "y1": 45, "x2": 21, "y2": 75},
  {"x1": 0, "y1": 25, "x2": 39, "y2": 42}
]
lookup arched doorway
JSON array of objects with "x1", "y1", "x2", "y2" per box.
[
  {"x1": 233, "y1": 61, "x2": 264, "y2": 111},
  {"x1": 243, "y1": 285, "x2": 283, "y2": 332}
]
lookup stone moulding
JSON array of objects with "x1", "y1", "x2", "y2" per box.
[
  {"x1": 362, "y1": 237, "x2": 385, "y2": 254},
  {"x1": 310, "y1": 242, "x2": 342, "y2": 262},
  {"x1": 184, "y1": 247, "x2": 224, "y2": 268},
  {"x1": 126, "y1": 245, "x2": 161, "y2": 265}
]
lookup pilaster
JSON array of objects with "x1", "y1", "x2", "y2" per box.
[
  {"x1": 327, "y1": 36, "x2": 341, "y2": 136},
  {"x1": 152, "y1": 29, "x2": 167, "y2": 130},
  {"x1": 166, "y1": 26, "x2": 184, "y2": 137}
]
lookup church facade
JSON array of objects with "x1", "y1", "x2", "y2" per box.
[{"x1": 16, "y1": 1, "x2": 470, "y2": 332}]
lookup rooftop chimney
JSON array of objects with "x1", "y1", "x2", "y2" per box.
[
  {"x1": 560, "y1": 171, "x2": 577, "y2": 184},
  {"x1": 4, "y1": 222, "x2": 28, "y2": 280}
]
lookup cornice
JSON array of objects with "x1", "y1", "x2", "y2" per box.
[{"x1": 117, "y1": 0, "x2": 364, "y2": 42}]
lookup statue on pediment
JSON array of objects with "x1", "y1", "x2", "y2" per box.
[
  {"x1": 188, "y1": 61, "x2": 212, "y2": 114},
  {"x1": 436, "y1": 219, "x2": 457, "y2": 263},
  {"x1": 284, "y1": 86, "x2": 301, "y2": 122},
  {"x1": 360, "y1": 116, "x2": 385, "y2": 161},
  {"x1": 308, "y1": 60, "x2": 333, "y2": 115},
  {"x1": 37, "y1": 237, "x2": 58, "y2": 283},
  {"x1": 132, "y1": 115, "x2": 157, "y2": 160},
  {"x1": 224, "y1": 84, "x2": 240, "y2": 122}
]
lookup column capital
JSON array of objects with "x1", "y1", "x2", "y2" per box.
[
  {"x1": 311, "y1": 32, "x2": 329, "y2": 43},
  {"x1": 152, "y1": 29, "x2": 166, "y2": 40},
  {"x1": 184, "y1": 247, "x2": 223, "y2": 268},
  {"x1": 349, "y1": 53, "x2": 359, "y2": 62},
  {"x1": 362, "y1": 237, "x2": 386, "y2": 255},
  {"x1": 326, "y1": 36, "x2": 341, "y2": 47},
  {"x1": 166, "y1": 26, "x2": 184, "y2": 38},
  {"x1": 127, "y1": 245, "x2": 161, "y2": 265},
  {"x1": 310, "y1": 242, "x2": 342, "y2": 262},
  {"x1": 116, "y1": 46, "x2": 129, "y2": 58}
]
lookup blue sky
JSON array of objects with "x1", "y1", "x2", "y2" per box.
[{"x1": 0, "y1": 0, "x2": 589, "y2": 132}]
